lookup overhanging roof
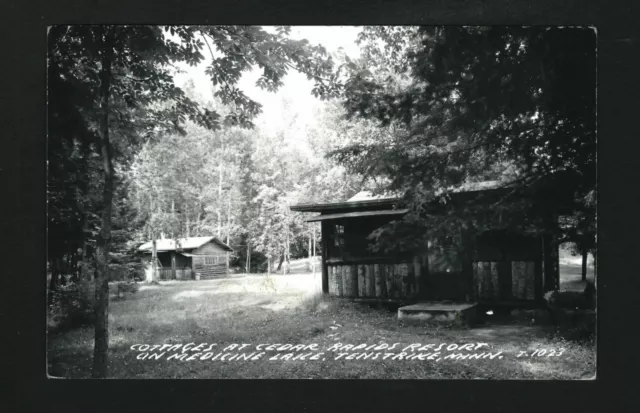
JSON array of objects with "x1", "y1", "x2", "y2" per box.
[
  {"x1": 291, "y1": 198, "x2": 401, "y2": 213},
  {"x1": 304, "y1": 209, "x2": 409, "y2": 222},
  {"x1": 138, "y1": 236, "x2": 233, "y2": 253}
]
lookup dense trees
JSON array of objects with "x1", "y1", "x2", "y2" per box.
[
  {"x1": 48, "y1": 25, "x2": 341, "y2": 377},
  {"x1": 334, "y1": 26, "x2": 596, "y2": 250},
  {"x1": 48, "y1": 25, "x2": 597, "y2": 378},
  {"x1": 125, "y1": 95, "x2": 363, "y2": 275}
]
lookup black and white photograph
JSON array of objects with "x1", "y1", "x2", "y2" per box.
[{"x1": 47, "y1": 25, "x2": 597, "y2": 379}]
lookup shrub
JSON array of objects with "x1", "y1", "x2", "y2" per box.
[
  {"x1": 545, "y1": 282, "x2": 597, "y2": 311},
  {"x1": 544, "y1": 286, "x2": 596, "y2": 343},
  {"x1": 48, "y1": 280, "x2": 95, "y2": 332},
  {"x1": 544, "y1": 290, "x2": 588, "y2": 310},
  {"x1": 116, "y1": 281, "x2": 140, "y2": 298}
]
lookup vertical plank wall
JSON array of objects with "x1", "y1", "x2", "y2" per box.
[
  {"x1": 327, "y1": 262, "x2": 418, "y2": 299},
  {"x1": 472, "y1": 261, "x2": 536, "y2": 300}
]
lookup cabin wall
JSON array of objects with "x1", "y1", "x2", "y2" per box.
[
  {"x1": 321, "y1": 218, "x2": 546, "y2": 304},
  {"x1": 192, "y1": 253, "x2": 228, "y2": 279},
  {"x1": 189, "y1": 241, "x2": 231, "y2": 279},
  {"x1": 471, "y1": 230, "x2": 543, "y2": 303},
  {"x1": 327, "y1": 262, "x2": 419, "y2": 299}
]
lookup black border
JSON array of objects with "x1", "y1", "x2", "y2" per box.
[{"x1": 3, "y1": 0, "x2": 640, "y2": 412}]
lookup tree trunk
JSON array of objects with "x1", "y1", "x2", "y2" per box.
[
  {"x1": 581, "y1": 248, "x2": 588, "y2": 282},
  {"x1": 226, "y1": 193, "x2": 231, "y2": 245},
  {"x1": 308, "y1": 232, "x2": 312, "y2": 272},
  {"x1": 80, "y1": 212, "x2": 90, "y2": 281},
  {"x1": 246, "y1": 242, "x2": 251, "y2": 274},
  {"x1": 312, "y1": 224, "x2": 316, "y2": 274},
  {"x1": 171, "y1": 200, "x2": 175, "y2": 239},
  {"x1": 217, "y1": 164, "x2": 223, "y2": 238},
  {"x1": 71, "y1": 250, "x2": 79, "y2": 283},
  {"x1": 48, "y1": 258, "x2": 59, "y2": 305},
  {"x1": 592, "y1": 251, "x2": 597, "y2": 283},
  {"x1": 149, "y1": 234, "x2": 157, "y2": 282},
  {"x1": 58, "y1": 257, "x2": 67, "y2": 286},
  {"x1": 277, "y1": 253, "x2": 285, "y2": 271},
  {"x1": 92, "y1": 27, "x2": 116, "y2": 379}
]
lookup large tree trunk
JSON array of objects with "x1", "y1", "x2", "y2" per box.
[
  {"x1": 581, "y1": 248, "x2": 588, "y2": 282},
  {"x1": 80, "y1": 212, "x2": 90, "y2": 281},
  {"x1": 48, "y1": 258, "x2": 59, "y2": 305},
  {"x1": 57, "y1": 257, "x2": 66, "y2": 286},
  {"x1": 71, "y1": 250, "x2": 79, "y2": 283},
  {"x1": 92, "y1": 27, "x2": 115, "y2": 379}
]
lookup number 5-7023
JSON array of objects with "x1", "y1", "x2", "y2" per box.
[{"x1": 517, "y1": 348, "x2": 565, "y2": 358}]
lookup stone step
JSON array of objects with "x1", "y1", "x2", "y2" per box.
[{"x1": 398, "y1": 302, "x2": 478, "y2": 326}]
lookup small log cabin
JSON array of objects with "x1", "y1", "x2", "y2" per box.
[
  {"x1": 138, "y1": 236, "x2": 233, "y2": 280},
  {"x1": 291, "y1": 182, "x2": 562, "y2": 308}
]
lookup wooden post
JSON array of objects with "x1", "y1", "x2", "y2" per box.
[
  {"x1": 413, "y1": 257, "x2": 421, "y2": 297},
  {"x1": 461, "y1": 227, "x2": 475, "y2": 301},
  {"x1": 328, "y1": 266, "x2": 335, "y2": 296},
  {"x1": 358, "y1": 265, "x2": 366, "y2": 297},
  {"x1": 378, "y1": 264, "x2": 388, "y2": 298},
  {"x1": 366, "y1": 265, "x2": 375, "y2": 297},
  {"x1": 490, "y1": 262, "x2": 499, "y2": 299},
  {"x1": 336, "y1": 265, "x2": 343, "y2": 296},
  {"x1": 321, "y1": 222, "x2": 329, "y2": 294},
  {"x1": 150, "y1": 234, "x2": 158, "y2": 282},
  {"x1": 385, "y1": 265, "x2": 395, "y2": 298},
  {"x1": 171, "y1": 251, "x2": 176, "y2": 280},
  {"x1": 349, "y1": 265, "x2": 359, "y2": 297},
  {"x1": 341, "y1": 265, "x2": 349, "y2": 297},
  {"x1": 226, "y1": 251, "x2": 230, "y2": 276}
]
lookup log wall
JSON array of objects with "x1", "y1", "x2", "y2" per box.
[
  {"x1": 473, "y1": 260, "x2": 537, "y2": 301},
  {"x1": 192, "y1": 254, "x2": 228, "y2": 279},
  {"x1": 326, "y1": 262, "x2": 420, "y2": 299}
]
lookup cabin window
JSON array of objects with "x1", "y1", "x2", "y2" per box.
[
  {"x1": 204, "y1": 256, "x2": 217, "y2": 265},
  {"x1": 334, "y1": 225, "x2": 345, "y2": 249}
]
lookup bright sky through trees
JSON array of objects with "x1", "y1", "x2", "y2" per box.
[{"x1": 173, "y1": 26, "x2": 362, "y2": 136}]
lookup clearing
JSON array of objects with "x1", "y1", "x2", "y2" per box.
[{"x1": 48, "y1": 263, "x2": 595, "y2": 379}]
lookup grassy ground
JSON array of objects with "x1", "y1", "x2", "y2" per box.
[
  {"x1": 558, "y1": 246, "x2": 596, "y2": 292},
  {"x1": 48, "y1": 266, "x2": 595, "y2": 379}
]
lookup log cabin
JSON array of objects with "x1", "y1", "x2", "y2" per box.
[
  {"x1": 137, "y1": 236, "x2": 233, "y2": 280},
  {"x1": 290, "y1": 181, "x2": 562, "y2": 309}
]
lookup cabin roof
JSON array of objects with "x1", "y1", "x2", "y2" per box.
[
  {"x1": 137, "y1": 236, "x2": 233, "y2": 253},
  {"x1": 304, "y1": 208, "x2": 410, "y2": 222},
  {"x1": 290, "y1": 180, "x2": 509, "y2": 213},
  {"x1": 346, "y1": 191, "x2": 400, "y2": 203},
  {"x1": 290, "y1": 197, "x2": 400, "y2": 213}
]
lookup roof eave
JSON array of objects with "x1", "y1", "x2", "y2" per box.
[{"x1": 290, "y1": 198, "x2": 402, "y2": 212}]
